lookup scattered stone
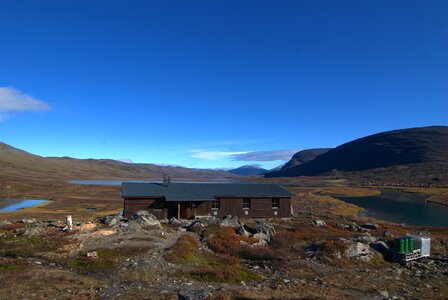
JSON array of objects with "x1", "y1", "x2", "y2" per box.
[
  {"x1": 20, "y1": 217, "x2": 37, "y2": 224},
  {"x1": 178, "y1": 289, "x2": 213, "y2": 300},
  {"x1": 220, "y1": 215, "x2": 242, "y2": 228},
  {"x1": 253, "y1": 221, "x2": 275, "y2": 240},
  {"x1": 0, "y1": 220, "x2": 12, "y2": 226},
  {"x1": 362, "y1": 223, "x2": 379, "y2": 230},
  {"x1": 379, "y1": 290, "x2": 389, "y2": 298},
  {"x1": 236, "y1": 225, "x2": 251, "y2": 236},
  {"x1": 23, "y1": 225, "x2": 42, "y2": 236},
  {"x1": 87, "y1": 251, "x2": 98, "y2": 259},
  {"x1": 99, "y1": 214, "x2": 122, "y2": 227},
  {"x1": 382, "y1": 230, "x2": 391, "y2": 237},
  {"x1": 169, "y1": 217, "x2": 182, "y2": 225},
  {"x1": 312, "y1": 220, "x2": 326, "y2": 226},
  {"x1": 357, "y1": 234, "x2": 377, "y2": 244}
]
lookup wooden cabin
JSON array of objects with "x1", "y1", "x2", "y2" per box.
[{"x1": 122, "y1": 181, "x2": 293, "y2": 219}]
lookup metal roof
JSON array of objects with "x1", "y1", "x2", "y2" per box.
[{"x1": 121, "y1": 182, "x2": 294, "y2": 202}]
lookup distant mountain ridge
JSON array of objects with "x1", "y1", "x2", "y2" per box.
[
  {"x1": 266, "y1": 126, "x2": 448, "y2": 178},
  {"x1": 228, "y1": 165, "x2": 268, "y2": 176},
  {"x1": 0, "y1": 142, "x2": 235, "y2": 181}
]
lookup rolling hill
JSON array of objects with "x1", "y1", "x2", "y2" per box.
[
  {"x1": 0, "y1": 142, "x2": 235, "y2": 181},
  {"x1": 227, "y1": 165, "x2": 268, "y2": 176},
  {"x1": 266, "y1": 126, "x2": 448, "y2": 181},
  {"x1": 279, "y1": 148, "x2": 331, "y2": 170}
]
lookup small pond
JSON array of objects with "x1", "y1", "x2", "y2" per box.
[
  {"x1": 0, "y1": 199, "x2": 49, "y2": 212},
  {"x1": 333, "y1": 189, "x2": 448, "y2": 227}
]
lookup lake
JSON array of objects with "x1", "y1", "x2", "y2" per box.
[
  {"x1": 333, "y1": 189, "x2": 448, "y2": 227},
  {"x1": 0, "y1": 199, "x2": 49, "y2": 212}
]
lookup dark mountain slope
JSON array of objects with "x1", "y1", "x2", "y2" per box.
[
  {"x1": 228, "y1": 165, "x2": 268, "y2": 176},
  {"x1": 266, "y1": 126, "x2": 448, "y2": 177},
  {"x1": 280, "y1": 148, "x2": 331, "y2": 170}
]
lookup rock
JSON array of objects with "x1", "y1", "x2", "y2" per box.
[
  {"x1": 131, "y1": 211, "x2": 160, "y2": 226},
  {"x1": 87, "y1": 251, "x2": 98, "y2": 259},
  {"x1": 312, "y1": 220, "x2": 326, "y2": 226},
  {"x1": 371, "y1": 241, "x2": 389, "y2": 254},
  {"x1": 362, "y1": 223, "x2": 379, "y2": 230},
  {"x1": 127, "y1": 211, "x2": 161, "y2": 230},
  {"x1": 186, "y1": 220, "x2": 204, "y2": 231},
  {"x1": 169, "y1": 217, "x2": 182, "y2": 225},
  {"x1": 20, "y1": 217, "x2": 37, "y2": 224},
  {"x1": 348, "y1": 223, "x2": 361, "y2": 232},
  {"x1": 253, "y1": 232, "x2": 270, "y2": 242},
  {"x1": 236, "y1": 225, "x2": 250, "y2": 237},
  {"x1": 382, "y1": 230, "x2": 391, "y2": 237},
  {"x1": 253, "y1": 221, "x2": 275, "y2": 240},
  {"x1": 379, "y1": 290, "x2": 389, "y2": 298},
  {"x1": 23, "y1": 225, "x2": 41, "y2": 236},
  {"x1": 345, "y1": 241, "x2": 374, "y2": 261},
  {"x1": 357, "y1": 234, "x2": 378, "y2": 244},
  {"x1": 0, "y1": 220, "x2": 11, "y2": 226},
  {"x1": 99, "y1": 215, "x2": 121, "y2": 227},
  {"x1": 337, "y1": 223, "x2": 350, "y2": 230},
  {"x1": 220, "y1": 215, "x2": 242, "y2": 228},
  {"x1": 178, "y1": 289, "x2": 212, "y2": 300}
]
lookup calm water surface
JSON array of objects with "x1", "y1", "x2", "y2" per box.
[
  {"x1": 0, "y1": 199, "x2": 49, "y2": 212},
  {"x1": 334, "y1": 189, "x2": 448, "y2": 227}
]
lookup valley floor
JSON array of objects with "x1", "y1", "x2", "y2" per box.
[{"x1": 1, "y1": 176, "x2": 448, "y2": 299}]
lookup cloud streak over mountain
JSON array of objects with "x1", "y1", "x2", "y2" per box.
[{"x1": 232, "y1": 149, "x2": 298, "y2": 162}]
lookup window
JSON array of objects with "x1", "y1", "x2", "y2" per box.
[
  {"x1": 211, "y1": 200, "x2": 220, "y2": 210},
  {"x1": 242, "y1": 198, "x2": 251, "y2": 209},
  {"x1": 272, "y1": 198, "x2": 280, "y2": 209},
  {"x1": 150, "y1": 200, "x2": 164, "y2": 211}
]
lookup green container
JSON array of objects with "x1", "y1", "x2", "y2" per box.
[
  {"x1": 405, "y1": 238, "x2": 409, "y2": 253},
  {"x1": 409, "y1": 237, "x2": 414, "y2": 251},
  {"x1": 399, "y1": 239, "x2": 405, "y2": 253}
]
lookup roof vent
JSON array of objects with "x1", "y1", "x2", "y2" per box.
[{"x1": 163, "y1": 174, "x2": 171, "y2": 186}]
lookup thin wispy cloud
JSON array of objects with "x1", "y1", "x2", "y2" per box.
[
  {"x1": 116, "y1": 158, "x2": 134, "y2": 164},
  {"x1": 0, "y1": 87, "x2": 50, "y2": 112},
  {"x1": 231, "y1": 149, "x2": 298, "y2": 161},
  {"x1": 189, "y1": 149, "x2": 248, "y2": 161}
]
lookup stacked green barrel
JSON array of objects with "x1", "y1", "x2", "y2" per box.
[{"x1": 394, "y1": 237, "x2": 414, "y2": 253}]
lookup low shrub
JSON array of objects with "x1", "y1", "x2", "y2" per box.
[{"x1": 69, "y1": 246, "x2": 150, "y2": 272}]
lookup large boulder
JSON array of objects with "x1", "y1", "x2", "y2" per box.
[
  {"x1": 220, "y1": 215, "x2": 242, "y2": 228},
  {"x1": 20, "y1": 217, "x2": 37, "y2": 224},
  {"x1": 345, "y1": 241, "x2": 375, "y2": 261},
  {"x1": 127, "y1": 211, "x2": 161, "y2": 230},
  {"x1": 23, "y1": 224, "x2": 42, "y2": 236},
  {"x1": 253, "y1": 220, "x2": 275, "y2": 241},
  {"x1": 98, "y1": 214, "x2": 123, "y2": 227}
]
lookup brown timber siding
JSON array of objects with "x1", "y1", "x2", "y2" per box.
[
  {"x1": 215, "y1": 197, "x2": 291, "y2": 219},
  {"x1": 123, "y1": 197, "x2": 168, "y2": 219},
  {"x1": 124, "y1": 197, "x2": 291, "y2": 219}
]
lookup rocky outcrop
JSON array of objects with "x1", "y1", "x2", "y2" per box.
[
  {"x1": 220, "y1": 215, "x2": 243, "y2": 228},
  {"x1": 253, "y1": 221, "x2": 275, "y2": 241},
  {"x1": 127, "y1": 211, "x2": 161, "y2": 230}
]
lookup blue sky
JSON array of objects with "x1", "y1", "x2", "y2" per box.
[{"x1": 0, "y1": 0, "x2": 447, "y2": 169}]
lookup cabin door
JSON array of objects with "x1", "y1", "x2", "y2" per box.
[{"x1": 178, "y1": 203, "x2": 188, "y2": 219}]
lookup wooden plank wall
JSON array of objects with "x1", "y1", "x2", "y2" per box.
[{"x1": 124, "y1": 197, "x2": 292, "y2": 219}]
